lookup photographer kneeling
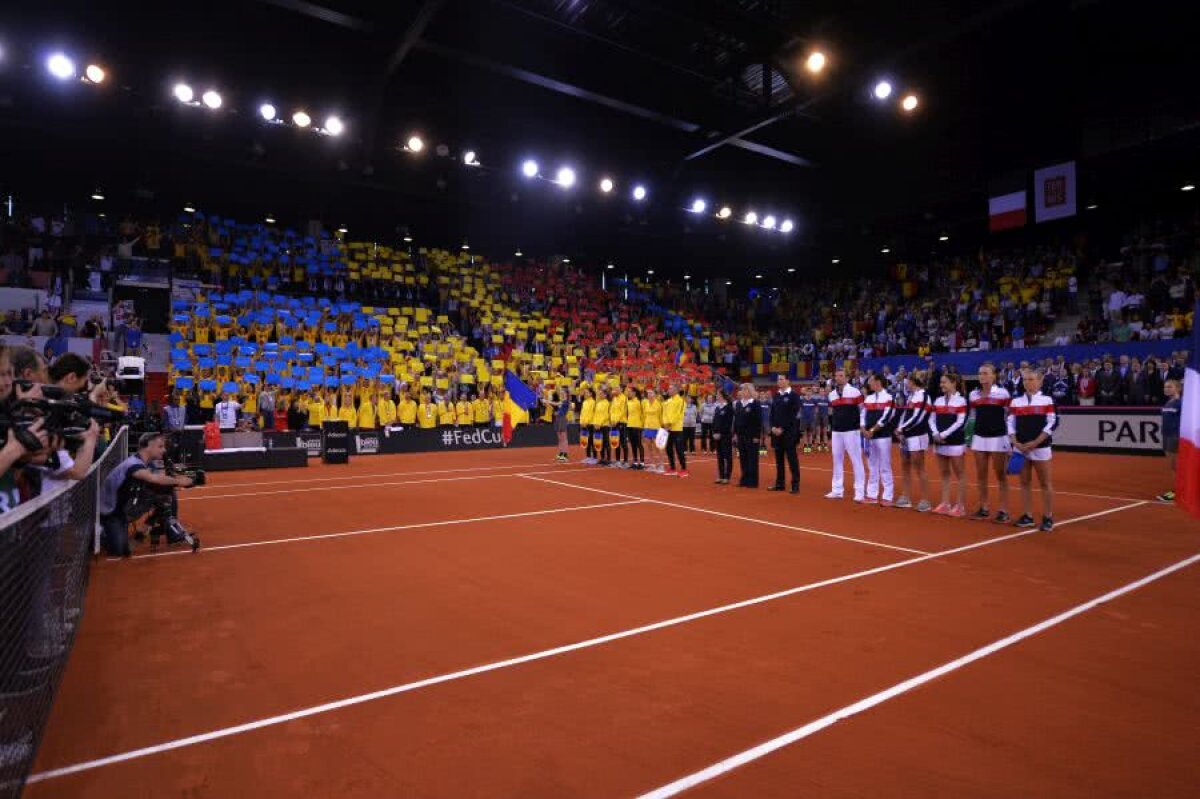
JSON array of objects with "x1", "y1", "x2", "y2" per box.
[{"x1": 99, "y1": 432, "x2": 194, "y2": 557}]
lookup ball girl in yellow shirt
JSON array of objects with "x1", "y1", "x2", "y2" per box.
[
  {"x1": 591, "y1": 387, "x2": 612, "y2": 465},
  {"x1": 578, "y1": 387, "x2": 596, "y2": 464},
  {"x1": 624, "y1": 385, "x2": 645, "y2": 470},
  {"x1": 642, "y1": 387, "x2": 663, "y2": 472}
]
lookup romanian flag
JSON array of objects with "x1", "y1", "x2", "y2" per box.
[
  {"x1": 1175, "y1": 304, "x2": 1200, "y2": 517},
  {"x1": 500, "y1": 371, "x2": 536, "y2": 445}
]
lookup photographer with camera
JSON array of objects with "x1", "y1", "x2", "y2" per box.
[
  {"x1": 48, "y1": 352, "x2": 120, "y2": 407},
  {"x1": 98, "y1": 432, "x2": 194, "y2": 557}
]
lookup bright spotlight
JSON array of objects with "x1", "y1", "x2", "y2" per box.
[
  {"x1": 555, "y1": 166, "x2": 576, "y2": 188},
  {"x1": 1183, "y1": 184, "x2": 1196, "y2": 192},
  {"x1": 201, "y1": 90, "x2": 222, "y2": 109},
  {"x1": 90, "y1": 190, "x2": 104, "y2": 201},
  {"x1": 259, "y1": 103, "x2": 277, "y2": 121},
  {"x1": 183, "y1": 204, "x2": 196, "y2": 213},
  {"x1": 173, "y1": 83, "x2": 194, "y2": 103},
  {"x1": 632, "y1": 185, "x2": 647, "y2": 201},
  {"x1": 647, "y1": 269, "x2": 654, "y2": 275},
  {"x1": 461, "y1": 242, "x2": 470, "y2": 251},
  {"x1": 405, "y1": 134, "x2": 423, "y2": 152},
  {"x1": 46, "y1": 53, "x2": 76, "y2": 81},
  {"x1": 755, "y1": 273, "x2": 763, "y2": 279},
  {"x1": 403, "y1": 235, "x2": 413, "y2": 243},
  {"x1": 337, "y1": 225, "x2": 348, "y2": 234},
  {"x1": 684, "y1": 274, "x2": 691, "y2": 280},
  {"x1": 690, "y1": 198, "x2": 707, "y2": 214},
  {"x1": 463, "y1": 150, "x2": 478, "y2": 166},
  {"x1": 606, "y1": 263, "x2": 614, "y2": 270},
  {"x1": 725, "y1": 280, "x2": 732, "y2": 286},
  {"x1": 515, "y1": 248, "x2": 523, "y2": 257},
  {"x1": 787, "y1": 267, "x2": 796, "y2": 273},
  {"x1": 831, "y1": 258, "x2": 840, "y2": 264},
  {"x1": 762, "y1": 215, "x2": 777, "y2": 229},
  {"x1": 780, "y1": 219, "x2": 794, "y2": 233},
  {"x1": 805, "y1": 51, "x2": 827, "y2": 74},
  {"x1": 901, "y1": 94, "x2": 919, "y2": 112},
  {"x1": 522, "y1": 159, "x2": 539, "y2": 178},
  {"x1": 84, "y1": 64, "x2": 106, "y2": 84},
  {"x1": 600, "y1": 177, "x2": 614, "y2": 193},
  {"x1": 744, "y1": 211, "x2": 758, "y2": 225},
  {"x1": 881, "y1": 247, "x2": 890, "y2": 253},
  {"x1": 324, "y1": 116, "x2": 344, "y2": 136},
  {"x1": 293, "y1": 111, "x2": 312, "y2": 128},
  {"x1": 265, "y1": 214, "x2": 276, "y2": 224},
  {"x1": 873, "y1": 80, "x2": 893, "y2": 100},
  {"x1": 717, "y1": 206, "x2": 732, "y2": 219},
  {"x1": 938, "y1": 234, "x2": 949, "y2": 242}
]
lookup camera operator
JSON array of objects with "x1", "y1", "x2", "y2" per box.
[
  {"x1": 48, "y1": 352, "x2": 120, "y2": 407},
  {"x1": 98, "y1": 432, "x2": 193, "y2": 557}
]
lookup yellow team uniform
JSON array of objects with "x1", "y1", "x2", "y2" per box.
[
  {"x1": 307, "y1": 398, "x2": 325, "y2": 427},
  {"x1": 357, "y1": 400, "x2": 376, "y2": 429},
  {"x1": 472, "y1": 398, "x2": 491, "y2": 424},
  {"x1": 626, "y1": 395, "x2": 644, "y2": 428},
  {"x1": 579, "y1": 397, "x2": 596, "y2": 427},
  {"x1": 418, "y1": 402, "x2": 438, "y2": 428},
  {"x1": 592, "y1": 398, "x2": 611, "y2": 427},
  {"x1": 610, "y1": 392, "x2": 627, "y2": 425},
  {"x1": 377, "y1": 398, "x2": 397, "y2": 426},
  {"x1": 398, "y1": 398, "x2": 418, "y2": 425},
  {"x1": 455, "y1": 400, "x2": 472, "y2": 426},
  {"x1": 338, "y1": 404, "x2": 357, "y2": 426},
  {"x1": 437, "y1": 401, "x2": 456, "y2": 426},
  {"x1": 661, "y1": 394, "x2": 685, "y2": 432},
  {"x1": 643, "y1": 398, "x2": 662, "y2": 430}
]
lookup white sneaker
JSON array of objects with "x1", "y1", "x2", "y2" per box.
[{"x1": 824, "y1": 491, "x2": 842, "y2": 499}]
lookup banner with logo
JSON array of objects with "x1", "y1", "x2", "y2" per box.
[
  {"x1": 265, "y1": 431, "x2": 324, "y2": 457},
  {"x1": 347, "y1": 424, "x2": 569, "y2": 455},
  {"x1": 1033, "y1": 160, "x2": 1077, "y2": 223},
  {"x1": 1055, "y1": 407, "x2": 1162, "y2": 454}
]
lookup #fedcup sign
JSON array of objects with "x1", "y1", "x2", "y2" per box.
[{"x1": 441, "y1": 428, "x2": 503, "y2": 448}]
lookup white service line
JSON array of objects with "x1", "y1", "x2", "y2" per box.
[
  {"x1": 124, "y1": 500, "x2": 646, "y2": 560},
  {"x1": 182, "y1": 466, "x2": 593, "y2": 501},
  {"x1": 30, "y1": 499, "x2": 1147, "y2": 784},
  {"x1": 520, "y1": 475, "x2": 930, "y2": 556},
  {"x1": 188, "y1": 461, "x2": 570, "y2": 490},
  {"x1": 638, "y1": 546, "x2": 1200, "y2": 798}
]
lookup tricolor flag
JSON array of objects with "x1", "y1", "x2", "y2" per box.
[
  {"x1": 989, "y1": 190, "x2": 1027, "y2": 232},
  {"x1": 1175, "y1": 305, "x2": 1200, "y2": 517}
]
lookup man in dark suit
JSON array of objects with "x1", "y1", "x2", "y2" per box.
[
  {"x1": 712, "y1": 389, "x2": 735, "y2": 484},
  {"x1": 733, "y1": 382, "x2": 761, "y2": 488},
  {"x1": 768, "y1": 374, "x2": 802, "y2": 493}
]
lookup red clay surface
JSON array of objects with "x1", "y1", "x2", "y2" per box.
[{"x1": 25, "y1": 447, "x2": 1200, "y2": 798}]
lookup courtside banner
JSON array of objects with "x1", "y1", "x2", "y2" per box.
[
  {"x1": 1033, "y1": 160, "x2": 1077, "y2": 223},
  {"x1": 349, "y1": 424, "x2": 573, "y2": 455},
  {"x1": 264, "y1": 431, "x2": 324, "y2": 457},
  {"x1": 1054, "y1": 407, "x2": 1163, "y2": 455}
]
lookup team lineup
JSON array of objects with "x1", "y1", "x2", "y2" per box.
[{"x1": 571, "y1": 363, "x2": 1058, "y2": 532}]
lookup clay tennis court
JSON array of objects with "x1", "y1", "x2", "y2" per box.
[{"x1": 23, "y1": 448, "x2": 1200, "y2": 798}]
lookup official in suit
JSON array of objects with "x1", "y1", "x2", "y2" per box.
[
  {"x1": 734, "y1": 382, "x2": 761, "y2": 488},
  {"x1": 768, "y1": 374, "x2": 802, "y2": 493},
  {"x1": 712, "y1": 389, "x2": 735, "y2": 484}
]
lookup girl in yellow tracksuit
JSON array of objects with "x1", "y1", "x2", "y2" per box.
[
  {"x1": 625, "y1": 385, "x2": 645, "y2": 469},
  {"x1": 609, "y1": 386, "x2": 628, "y2": 467},
  {"x1": 661, "y1": 385, "x2": 687, "y2": 476},
  {"x1": 642, "y1": 388, "x2": 663, "y2": 471},
  {"x1": 578, "y1": 387, "x2": 596, "y2": 463},
  {"x1": 592, "y1": 388, "x2": 612, "y2": 465}
]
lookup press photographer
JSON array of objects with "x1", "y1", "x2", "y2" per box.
[{"x1": 98, "y1": 432, "x2": 200, "y2": 557}]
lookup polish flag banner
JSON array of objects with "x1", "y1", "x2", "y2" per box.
[
  {"x1": 1176, "y1": 304, "x2": 1200, "y2": 517},
  {"x1": 988, "y1": 191, "x2": 1026, "y2": 232}
]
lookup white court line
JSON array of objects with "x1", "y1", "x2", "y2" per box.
[
  {"x1": 520, "y1": 475, "x2": 930, "y2": 556},
  {"x1": 638, "y1": 546, "x2": 1200, "y2": 798},
  {"x1": 188, "y1": 461, "x2": 562, "y2": 490},
  {"x1": 182, "y1": 466, "x2": 593, "y2": 501},
  {"x1": 122, "y1": 500, "x2": 646, "y2": 560},
  {"x1": 29, "y1": 499, "x2": 1146, "y2": 784}
]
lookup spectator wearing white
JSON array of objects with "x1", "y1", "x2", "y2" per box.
[
  {"x1": 1107, "y1": 287, "x2": 1127, "y2": 321},
  {"x1": 215, "y1": 393, "x2": 241, "y2": 432},
  {"x1": 824, "y1": 368, "x2": 865, "y2": 502}
]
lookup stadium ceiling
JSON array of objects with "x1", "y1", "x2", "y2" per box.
[{"x1": 2, "y1": 0, "x2": 1199, "y2": 274}]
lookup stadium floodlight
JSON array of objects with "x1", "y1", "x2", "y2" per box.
[
  {"x1": 173, "y1": 83, "x2": 194, "y2": 103},
  {"x1": 183, "y1": 204, "x2": 196, "y2": 213},
  {"x1": 265, "y1": 214, "x2": 276, "y2": 224},
  {"x1": 337, "y1": 225, "x2": 348, "y2": 234},
  {"x1": 461, "y1": 241, "x2": 470, "y2": 251},
  {"x1": 515, "y1": 248, "x2": 522, "y2": 257},
  {"x1": 787, "y1": 267, "x2": 796, "y2": 273},
  {"x1": 780, "y1": 219, "x2": 794, "y2": 233},
  {"x1": 522, "y1": 159, "x2": 539, "y2": 178},
  {"x1": 762, "y1": 214, "x2": 777, "y2": 229},
  {"x1": 46, "y1": 53, "x2": 76, "y2": 81},
  {"x1": 881, "y1": 247, "x2": 890, "y2": 253},
  {"x1": 1086, "y1": 204, "x2": 1098, "y2": 210},
  {"x1": 805, "y1": 51, "x2": 826, "y2": 74},
  {"x1": 647, "y1": 269, "x2": 655, "y2": 275},
  {"x1": 562, "y1": 257, "x2": 570, "y2": 264},
  {"x1": 684, "y1": 274, "x2": 691, "y2": 280},
  {"x1": 690, "y1": 198, "x2": 707, "y2": 214},
  {"x1": 555, "y1": 166, "x2": 576, "y2": 188},
  {"x1": 939, "y1": 234, "x2": 949, "y2": 241},
  {"x1": 259, "y1": 103, "x2": 277, "y2": 121},
  {"x1": 1183, "y1": 184, "x2": 1196, "y2": 192},
  {"x1": 873, "y1": 80, "x2": 893, "y2": 100},
  {"x1": 403, "y1": 234, "x2": 413, "y2": 242},
  {"x1": 324, "y1": 116, "x2": 344, "y2": 136},
  {"x1": 463, "y1": 150, "x2": 478, "y2": 166},
  {"x1": 831, "y1": 258, "x2": 840, "y2": 264},
  {"x1": 607, "y1": 263, "x2": 614, "y2": 269},
  {"x1": 84, "y1": 64, "x2": 106, "y2": 84},
  {"x1": 632, "y1": 184, "x2": 647, "y2": 201},
  {"x1": 901, "y1": 93, "x2": 919, "y2": 112},
  {"x1": 404, "y1": 134, "x2": 423, "y2": 151},
  {"x1": 744, "y1": 211, "x2": 758, "y2": 225},
  {"x1": 201, "y1": 90, "x2": 222, "y2": 109},
  {"x1": 90, "y1": 189, "x2": 104, "y2": 201},
  {"x1": 600, "y1": 177, "x2": 614, "y2": 193},
  {"x1": 293, "y1": 111, "x2": 312, "y2": 128},
  {"x1": 755, "y1": 273, "x2": 763, "y2": 279},
  {"x1": 725, "y1": 280, "x2": 732, "y2": 285},
  {"x1": 717, "y1": 206, "x2": 732, "y2": 219}
]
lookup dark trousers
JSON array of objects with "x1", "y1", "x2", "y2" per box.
[
  {"x1": 585, "y1": 425, "x2": 596, "y2": 458},
  {"x1": 100, "y1": 513, "x2": 131, "y2": 557},
  {"x1": 599, "y1": 426, "x2": 611, "y2": 462},
  {"x1": 700, "y1": 422, "x2": 713, "y2": 451},
  {"x1": 737, "y1": 439, "x2": 759, "y2": 487},
  {"x1": 615, "y1": 423, "x2": 628, "y2": 461},
  {"x1": 773, "y1": 432, "x2": 800, "y2": 488},
  {"x1": 260, "y1": 410, "x2": 275, "y2": 431},
  {"x1": 716, "y1": 436, "x2": 734, "y2": 479},
  {"x1": 627, "y1": 427, "x2": 644, "y2": 463},
  {"x1": 666, "y1": 430, "x2": 687, "y2": 470},
  {"x1": 683, "y1": 426, "x2": 697, "y2": 452}
]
